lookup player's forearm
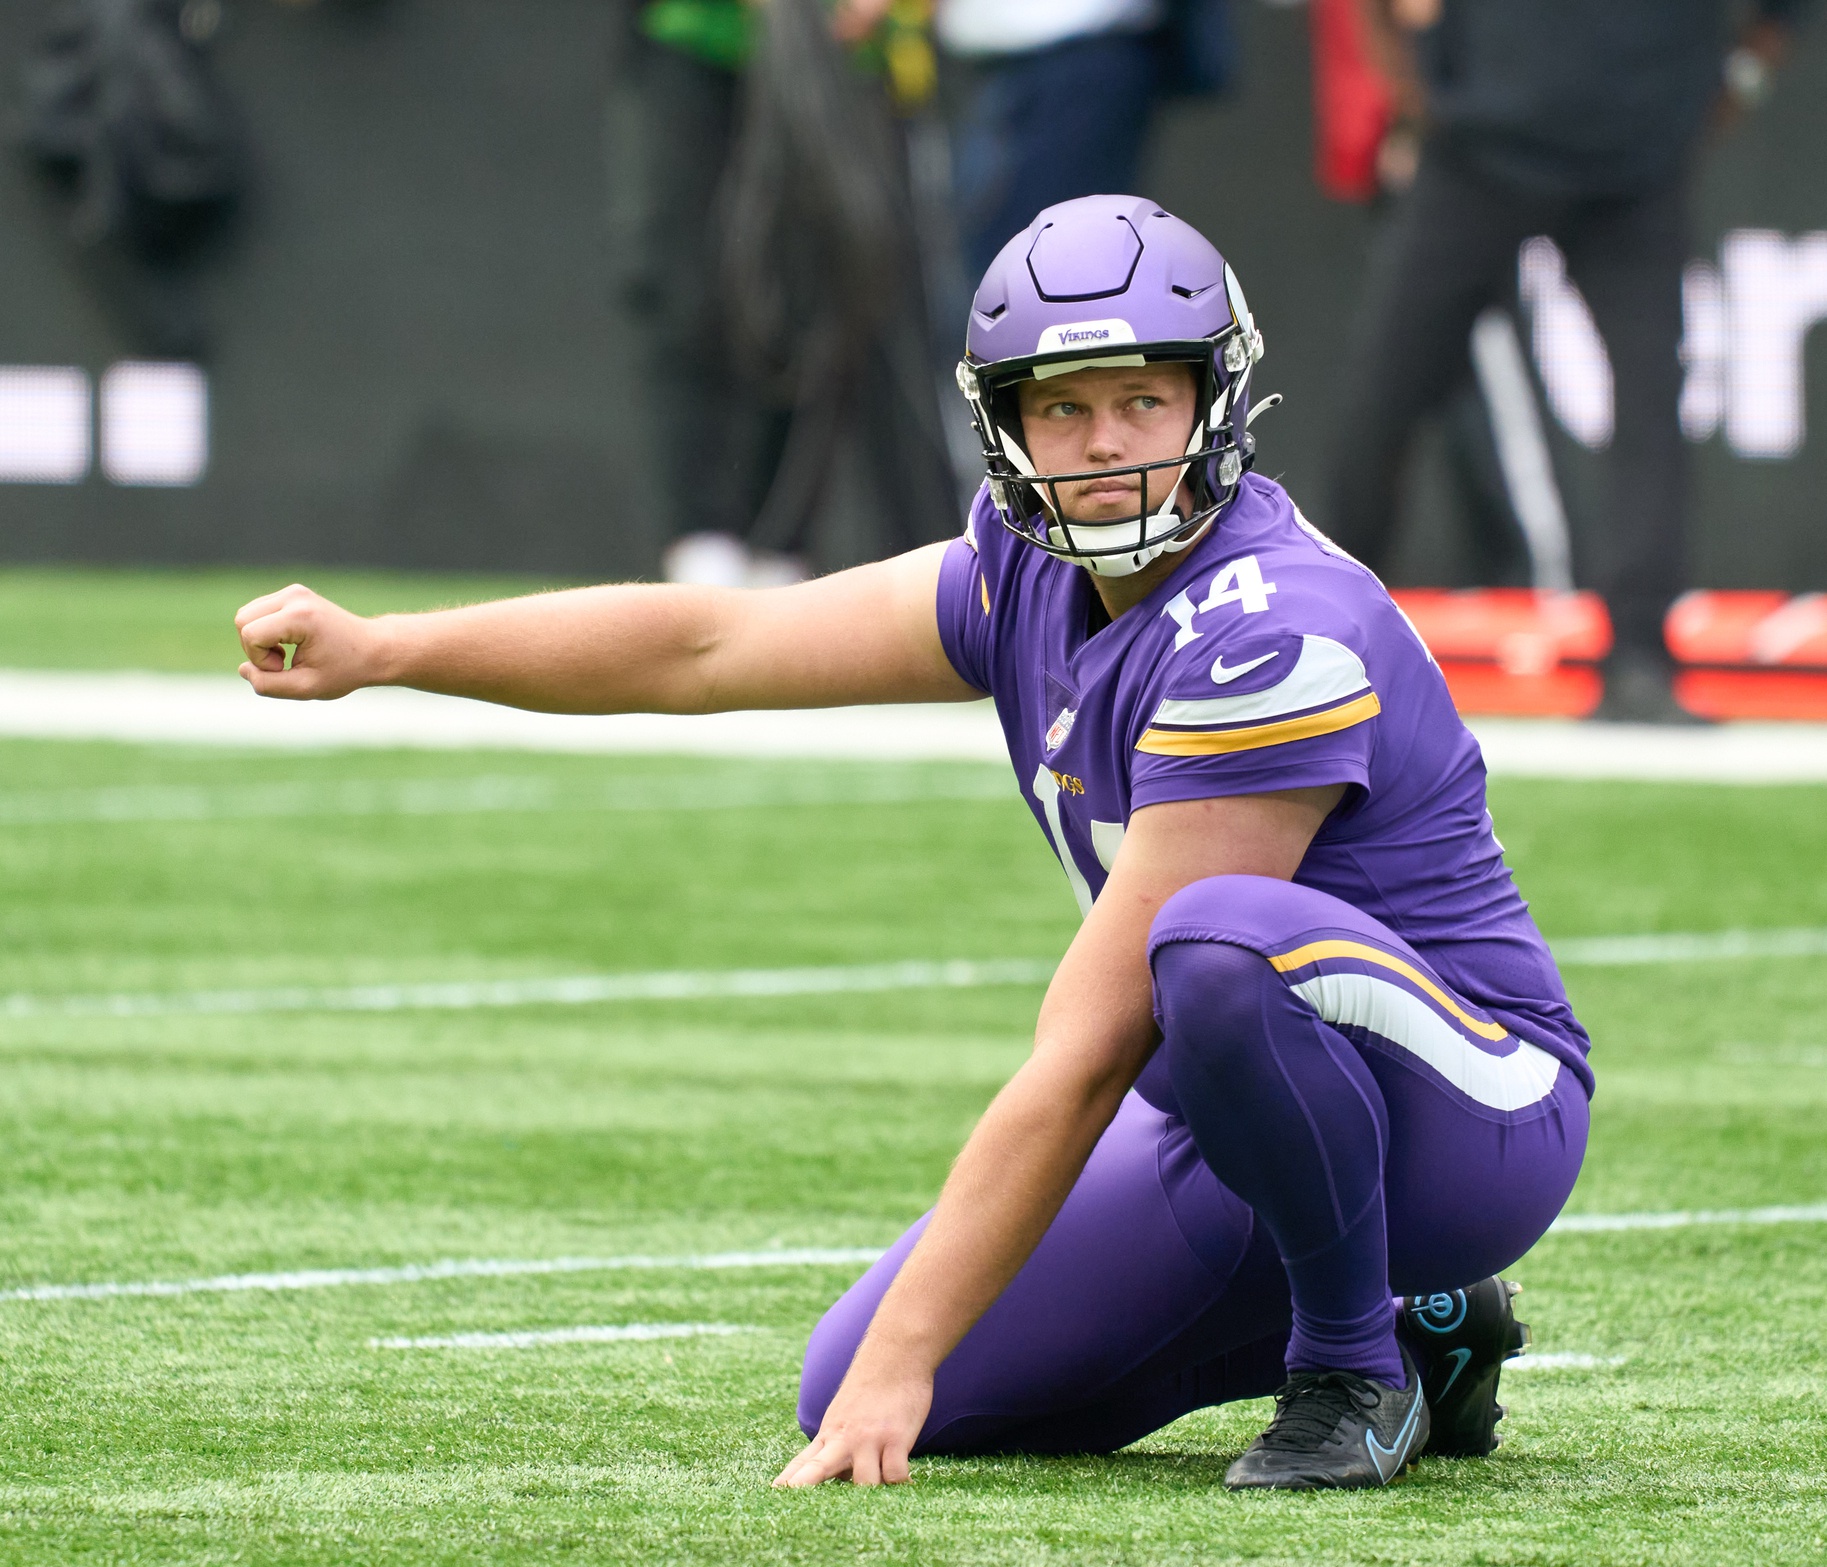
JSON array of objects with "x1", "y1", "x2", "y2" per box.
[
  {"x1": 237, "y1": 545, "x2": 969, "y2": 711},
  {"x1": 854, "y1": 1048, "x2": 1136, "y2": 1373},
  {"x1": 370, "y1": 584, "x2": 732, "y2": 714},
  {"x1": 849, "y1": 905, "x2": 1161, "y2": 1376}
]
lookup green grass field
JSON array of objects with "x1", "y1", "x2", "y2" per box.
[{"x1": 2, "y1": 574, "x2": 1825, "y2": 1563}]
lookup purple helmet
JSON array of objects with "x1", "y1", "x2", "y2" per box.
[{"x1": 954, "y1": 195, "x2": 1266, "y2": 577}]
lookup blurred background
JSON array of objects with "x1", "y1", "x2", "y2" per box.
[{"x1": 0, "y1": 0, "x2": 1821, "y2": 714}]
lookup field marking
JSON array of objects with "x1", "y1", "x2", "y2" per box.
[
  {"x1": 0, "y1": 674, "x2": 1013, "y2": 761},
  {"x1": 1552, "y1": 927, "x2": 1827, "y2": 966},
  {"x1": 370, "y1": 1323, "x2": 756, "y2": 1350},
  {"x1": 6, "y1": 1202, "x2": 1825, "y2": 1307},
  {"x1": 0, "y1": 767, "x2": 1014, "y2": 827},
  {"x1": 0, "y1": 1248, "x2": 889, "y2": 1303},
  {"x1": 7, "y1": 669, "x2": 1827, "y2": 778},
  {"x1": 6, "y1": 925, "x2": 1825, "y2": 1021},
  {"x1": 0, "y1": 958, "x2": 1060, "y2": 1020},
  {"x1": 1505, "y1": 1352, "x2": 1627, "y2": 1372},
  {"x1": 1546, "y1": 1201, "x2": 1827, "y2": 1233}
]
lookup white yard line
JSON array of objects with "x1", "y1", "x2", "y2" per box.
[
  {"x1": 1504, "y1": 1352, "x2": 1627, "y2": 1372},
  {"x1": 0, "y1": 672, "x2": 1011, "y2": 761},
  {"x1": 5, "y1": 925, "x2": 1824, "y2": 1020},
  {"x1": 0, "y1": 767, "x2": 1014, "y2": 826},
  {"x1": 1466, "y1": 717, "x2": 1827, "y2": 783},
  {"x1": 6, "y1": 669, "x2": 1827, "y2": 781},
  {"x1": 5, "y1": 1204, "x2": 1824, "y2": 1307},
  {"x1": 0, "y1": 1248, "x2": 889, "y2": 1303},
  {"x1": 370, "y1": 1323, "x2": 755, "y2": 1350},
  {"x1": 1551, "y1": 927, "x2": 1827, "y2": 966},
  {"x1": 1546, "y1": 1202, "x2": 1827, "y2": 1233},
  {"x1": 0, "y1": 958, "x2": 1061, "y2": 1020}
]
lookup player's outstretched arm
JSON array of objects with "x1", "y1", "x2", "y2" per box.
[
  {"x1": 234, "y1": 542, "x2": 975, "y2": 712},
  {"x1": 774, "y1": 784, "x2": 1344, "y2": 1487}
]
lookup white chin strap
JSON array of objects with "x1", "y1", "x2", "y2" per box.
[
  {"x1": 999, "y1": 422, "x2": 1210, "y2": 578},
  {"x1": 1076, "y1": 513, "x2": 1211, "y2": 577}
]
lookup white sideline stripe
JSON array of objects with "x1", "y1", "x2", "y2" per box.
[
  {"x1": 0, "y1": 958, "x2": 1061, "y2": 1020},
  {"x1": 1551, "y1": 927, "x2": 1827, "y2": 966},
  {"x1": 0, "y1": 1248, "x2": 889, "y2": 1303},
  {"x1": 0, "y1": 768, "x2": 1015, "y2": 826},
  {"x1": 1505, "y1": 1352, "x2": 1626, "y2": 1372},
  {"x1": 1547, "y1": 1202, "x2": 1827, "y2": 1233},
  {"x1": 7, "y1": 926, "x2": 1825, "y2": 1022},
  {"x1": 370, "y1": 1323, "x2": 755, "y2": 1350},
  {"x1": 7, "y1": 1202, "x2": 1826, "y2": 1306},
  {"x1": 1289, "y1": 970, "x2": 1561, "y2": 1112},
  {"x1": 0, "y1": 672, "x2": 1011, "y2": 762},
  {"x1": 5, "y1": 670, "x2": 1827, "y2": 780},
  {"x1": 1466, "y1": 716, "x2": 1827, "y2": 784}
]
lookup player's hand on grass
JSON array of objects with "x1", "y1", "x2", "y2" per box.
[
  {"x1": 236, "y1": 584, "x2": 389, "y2": 701},
  {"x1": 772, "y1": 1364, "x2": 933, "y2": 1487}
]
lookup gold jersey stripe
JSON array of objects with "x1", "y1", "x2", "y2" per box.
[
  {"x1": 1269, "y1": 938, "x2": 1509, "y2": 1042},
  {"x1": 980, "y1": 574, "x2": 991, "y2": 615},
  {"x1": 1135, "y1": 692, "x2": 1381, "y2": 757}
]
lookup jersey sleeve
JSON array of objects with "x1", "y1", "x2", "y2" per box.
[
  {"x1": 934, "y1": 516, "x2": 994, "y2": 694},
  {"x1": 1128, "y1": 629, "x2": 1380, "y2": 808}
]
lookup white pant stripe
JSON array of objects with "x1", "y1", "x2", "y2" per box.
[{"x1": 1289, "y1": 971, "x2": 1561, "y2": 1112}]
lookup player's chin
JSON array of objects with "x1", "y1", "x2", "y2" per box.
[{"x1": 1059, "y1": 494, "x2": 1142, "y2": 524}]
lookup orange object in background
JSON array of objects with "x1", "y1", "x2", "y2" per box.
[
  {"x1": 1665, "y1": 591, "x2": 1827, "y2": 720},
  {"x1": 1665, "y1": 591, "x2": 1827, "y2": 668},
  {"x1": 1389, "y1": 588, "x2": 1827, "y2": 721},
  {"x1": 1311, "y1": 0, "x2": 1393, "y2": 202},
  {"x1": 1390, "y1": 590, "x2": 1610, "y2": 717}
]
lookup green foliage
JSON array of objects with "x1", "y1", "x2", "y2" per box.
[{"x1": 1, "y1": 740, "x2": 1824, "y2": 1563}]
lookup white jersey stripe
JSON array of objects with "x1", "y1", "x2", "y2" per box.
[
  {"x1": 1289, "y1": 971, "x2": 1562, "y2": 1112},
  {"x1": 1151, "y1": 634, "x2": 1371, "y2": 729}
]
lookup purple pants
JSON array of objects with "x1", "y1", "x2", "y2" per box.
[{"x1": 799, "y1": 875, "x2": 1588, "y2": 1453}]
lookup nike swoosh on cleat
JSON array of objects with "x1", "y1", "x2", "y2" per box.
[
  {"x1": 1210, "y1": 651, "x2": 1278, "y2": 685},
  {"x1": 1437, "y1": 1347, "x2": 1473, "y2": 1399},
  {"x1": 1365, "y1": 1395, "x2": 1424, "y2": 1484}
]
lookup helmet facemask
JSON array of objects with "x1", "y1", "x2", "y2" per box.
[{"x1": 958, "y1": 259, "x2": 1266, "y2": 578}]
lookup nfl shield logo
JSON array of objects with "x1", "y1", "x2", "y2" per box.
[{"x1": 1045, "y1": 707, "x2": 1077, "y2": 751}]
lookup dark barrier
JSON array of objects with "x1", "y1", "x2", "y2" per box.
[{"x1": 0, "y1": 0, "x2": 1821, "y2": 588}]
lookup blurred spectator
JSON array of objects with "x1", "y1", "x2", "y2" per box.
[
  {"x1": 937, "y1": 0, "x2": 1235, "y2": 279},
  {"x1": 718, "y1": 0, "x2": 960, "y2": 569},
  {"x1": 1309, "y1": 0, "x2": 1393, "y2": 203},
  {"x1": 608, "y1": 0, "x2": 799, "y2": 585},
  {"x1": 1309, "y1": 0, "x2": 1546, "y2": 593},
  {"x1": 613, "y1": 0, "x2": 954, "y2": 584},
  {"x1": 18, "y1": 0, "x2": 247, "y2": 358},
  {"x1": 1323, "y1": 0, "x2": 1813, "y2": 723}
]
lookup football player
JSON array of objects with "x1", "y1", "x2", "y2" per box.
[{"x1": 237, "y1": 195, "x2": 1587, "y2": 1492}]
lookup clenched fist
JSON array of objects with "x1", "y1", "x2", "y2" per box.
[{"x1": 236, "y1": 584, "x2": 393, "y2": 701}]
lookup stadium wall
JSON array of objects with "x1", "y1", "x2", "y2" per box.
[{"x1": 0, "y1": 0, "x2": 1822, "y2": 589}]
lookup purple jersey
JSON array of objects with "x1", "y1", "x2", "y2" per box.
[{"x1": 936, "y1": 473, "x2": 1593, "y2": 1092}]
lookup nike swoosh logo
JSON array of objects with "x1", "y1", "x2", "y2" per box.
[
  {"x1": 1209, "y1": 650, "x2": 1278, "y2": 685},
  {"x1": 1365, "y1": 1393, "x2": 1424, "y2": 1483},
  {"x1": 1437, "y1": 1347, "x2": 1473, "y2": 1400}
]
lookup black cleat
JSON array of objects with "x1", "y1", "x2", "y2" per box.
[
  {"x1": 1398, "y1": 1277, "x2": 1530, "y2": 1457},
  {"x1": 1224, "y1": 1345, "x2": 1429, "y2": 1491}
]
